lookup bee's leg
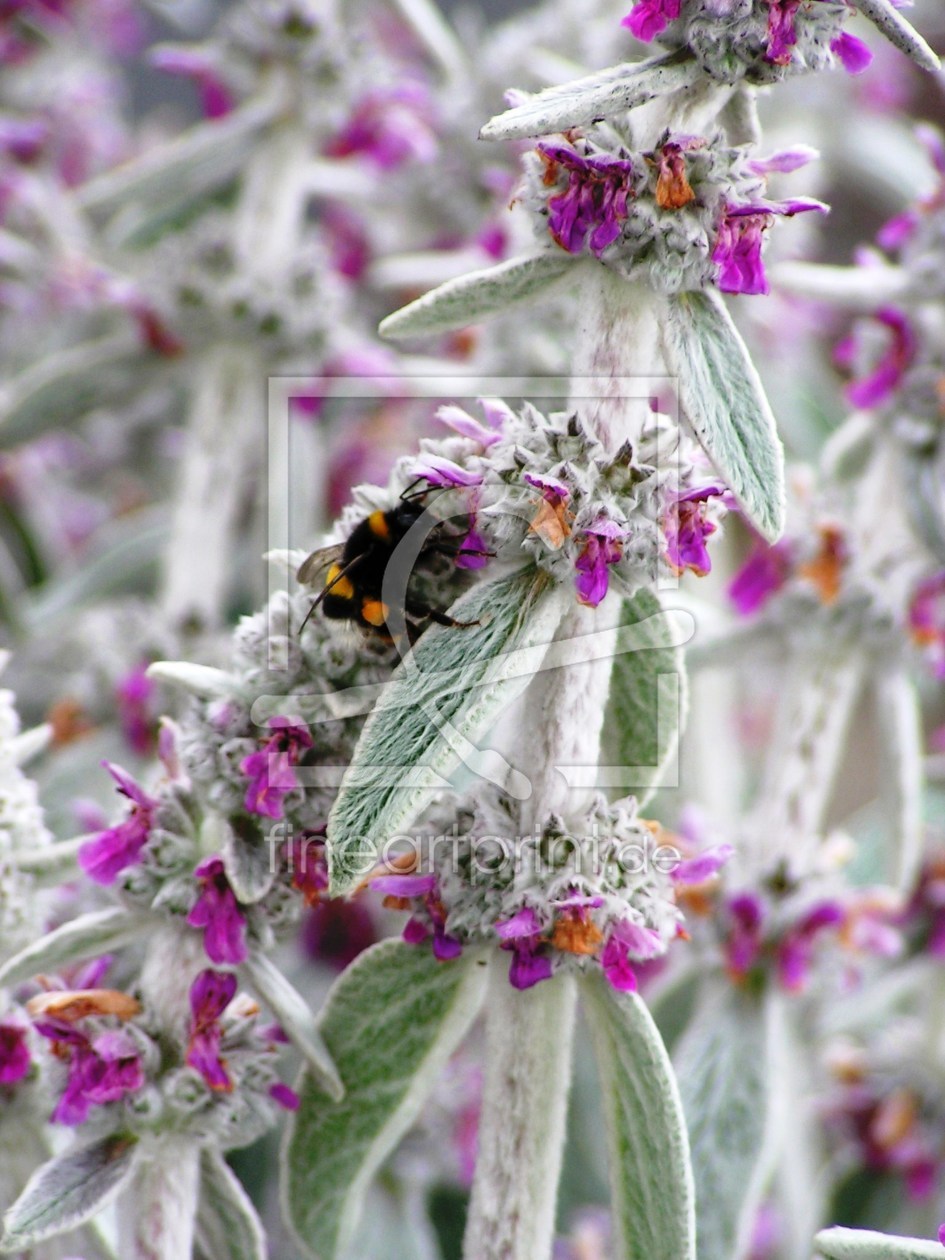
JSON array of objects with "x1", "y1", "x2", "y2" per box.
[
  {"x1": 427, "y1": 542, "x2": 497, "y2": 561},
  {"x1": 407, "y1": 600, "x2": 479, "y2": 630}
]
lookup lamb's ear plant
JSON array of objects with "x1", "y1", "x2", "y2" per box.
[{"x1": 1, "y1": 0, "x2": 944, "y2": 1258}]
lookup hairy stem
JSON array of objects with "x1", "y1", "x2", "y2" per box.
[{"x1": 463, "y1": 959, "x2": 577, "y2": 1260}]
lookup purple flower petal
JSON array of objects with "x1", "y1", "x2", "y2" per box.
[
  {"x1": 371, "y1": 873, "x2": 437, "y2": 897},
  {"x1": 831, "y1": 32, "x2": 873, "y2": 75},
  {"x1": 620, "y1": 0, "x2": 682, "y2": 41},
  {"x1": 508, "y1": 950, "x2": 554, "y2": 990},
  {"x1": 0, "y1": 1022, "x2": 30, "y2": 1085},
  {"x1": 671, "y1": 844, "x2": 734, "y2": 884},
  {"x1": 495, "y1": 906, "x2": 543, "y2": 940},
  {"x1": 187, "y1": 858, "x2": 247, "y2": 965},
  {"x1": 270, "y1": 1082, "x2": 300, "y2": 1110}
]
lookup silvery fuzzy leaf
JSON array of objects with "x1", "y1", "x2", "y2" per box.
[
  {"x1": 874, "y1": 664, "x2": 923, "y2": 892},
  {"x1": 0, "y1": 334, "x2": 150, "y2": 448},
  {"x1": 221, "y1": 816, "x2": 275, "y2": 904},
  {"x1": 674, "y1": 981, "x2": 771, "y2": 1260},
  {"x1": 0, "y1": 907, "x2": 142, "y2": 988},
  {"x1": 480, "y1": 51, "x2": 700, "y2": 141},
  {"x1": 25, "y1": 508, "x2": 169, "y2": 625},
  {"x1": 14, "y1": 835, "x2": 85, "y2": 879},
  {"x1": 242, "y1": 952, "x2": 343, "y2": 1102},
  {"x1": 378, "y1": 254, "x2": 575, "y2": 341},
  {"x1": 8, "y1": 724, "x2": 51, "y2": 767},
  {"x1": 0, "y1": 1134, "x2": 139, "y2": 1251},
  {"x1": 599, "y1": 590, "x2": 689, "y2": 807},
  {"x1": 582, "y1": 973, "x2": 695, "y2": 1260},
  {"x1": 146, "y1": 661, "x2": 238, "y2": 700},
  {"x1": 853, "y1": 0, "x2": 940, "y2": 72},
  {"x1": 661, "y1": 290, "x2": 785, "y2": 541},
  {"x1": 768, "y1": 261, "x2": 910, "y2": 310},
  {"x1": 281, "y1": 941, "x2": 487, "y2": 1260},
  {"x1": 78, "y1": 92, "x2": 282, "y2": 222},
  {"x1": 815, "y1": 1228, "x2": 945, "y2": 1259},
  {"x1": 326, "y1": 569, "x2": 569, "y2": 895},
  {"x1": 195, "y1": 1150, "x2": 267, "y2": 1260}
]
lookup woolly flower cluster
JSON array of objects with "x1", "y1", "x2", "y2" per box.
[
  {"x1": 406, "y1": 397, "x2": 725, "y2": 610},
  {"x1": 137, "y1": 213, "x2": 340, "y2": 358},
  {"x1": 371, "y1": 791, "x2": 721, "y2": 991},
  {"x1": 623, "y1": 0, "x2": 872, "y2": 83},
  {"x1": 179, "y1": 588, "x2": 393, "y2": 827},
  {"x1": 522, "y1": 126, "x2": 826, "y2": 295},
  {"x1": 23, "y1": 973, "x2": 297, "y2": 1139},
  {"x1": 74, "y1": 592, "x2": 396, "y2": 968}
]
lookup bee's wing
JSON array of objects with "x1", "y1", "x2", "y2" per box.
[{"x1": 297, "y1": 544, "x2": 344, "y2": 587}]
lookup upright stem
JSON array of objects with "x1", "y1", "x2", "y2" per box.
[
  {"x1": 463, "y1": 960, "x2": 577, "y2": 1260},
  {"x1": 116, "y1": 1138, "x2": 201, "y2": 1260},
  {"x1": 463, "y1": 266, "x2": 669, "y2": 1260}
]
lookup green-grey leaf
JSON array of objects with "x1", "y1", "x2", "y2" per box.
[
  {"x1": 0, "y1": 907, "x2": 142, "y2": 989},
  {"x1": 480, "y1": 52, "x2": 700, "y2": 141},
  {"x1": 600, "y1": 590, "x2": 688, "y2": 806},
  {"x1": 0, "y1": 1134, "x2": 139, "y2": 1251},
  {"x1": 221, "y1": 816, "x2": 276, "y2": 903},
  {"x1": 242, "y1": 952, "x2": 343, "y2": 1101},
  {"x1": 815, "y1": 1227, "x2": 945, "y2": 1259},
  {"x1": 78, "y1": 91, "x2": 281, "y2": 220},
  {"x1": 582, "y1": 972, "x2": 695, "y2": 1260},
  {"x1": 281, "y1": 940, "x2": 487, "y2": 1260},
  {"x1": 195, "y1": 1149, "x2": 267, "y2": 1260},
  {"x1": 0, "y1": 335, "x2": 147, "y2": 448},
  {"x1": 674, "y1": 981, "x2": 769, "y2": 1260},
  {"x1": 379, "y1": 253, "x2": 574, "y2": 340},
  {"x1": 327, "y1": 569, "x2": 568, "y2": 894},
  {"x1": 146, "y1": 661, "x2": 237, "y2": 700},
  {"x1": 853, "y1": 0, "x2": 940, "y2": 72},
  {"x1": 661, "y1": 289, "x2": 785, "y2": 541}
]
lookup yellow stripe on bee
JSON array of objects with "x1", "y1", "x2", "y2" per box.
[
  {"x1": 326, "y1": 564, "x2": 355, "y2": 600},
  {"x1": 367, "y1": 510, "x2": 390, "y2": 540},
  {"x1": 361, "y1": 599, "x2": 390, "y2": 627}
]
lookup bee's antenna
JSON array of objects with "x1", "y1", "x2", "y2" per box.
[{"x1": 297, "y1": 554, "x2": 366, "y2": 636}]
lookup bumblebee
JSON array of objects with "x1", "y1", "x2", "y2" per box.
[{"x1": 297, "y1": 484, "x2": 487, "y2": 643}]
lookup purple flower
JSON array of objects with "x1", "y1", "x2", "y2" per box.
[
  {"x1": 728, "y1": 539, "x2": 794, "y2": 615},
  {"x1": 411, "y1": 455, "x2": 484, "y2": 489},
  {"x1": 620, "y1": 0, "x2": 682, "y2": 42},
  {"x1": 436, "y1": 403, "x2": 503, "y2": 447},
  {"x1": 150, "y1": 46, "x2": 233, "y2": 119},
  {"x1": 601, "y1": 921, "x2": 663, "y2": 992},
  {"x1": 575, "y1": 519, "x2": 625, "y2": 607},
  {"x1": 115, "y1": 664, "x2": 156, "y2": 756},
  {"x1": 78, "y1": 763, "x2": 156, "y2": 885},
  {"x1": 776, "y1": 901, "x2": 845, "y2": 991},
  {"x1": 671, "y1": 843, "x2": 734, "y2": 884},
  {"x1": 302, "y1": 898, "x2": 376, "y2": 971},
  {"x1": 326, "y1": 84, "x2": 437, "y2": 169},
  {"x1": 725, "y1": 893, "x2": 766, "y2": 980},
  {"x1": 240, "y1": 716, "x2": 313, "y2": 820},
  {"x1": 496, "y1": 907, "x2": 553, "y2": 989},
  {"x1": 0, "y1": 1021, "x2": 30, "y2": 1085},
  {"x1": 538, "y1": 142, "x2": 634, "y2": 258},
  {"x1": 269, "y1": 1081, "x2": 300, "y2": 1111},
  {"x1": 34, "y1": 1019, "x2": 143, "y2": 1126},
  {"x1": 375, "y1": 871, "x2": 462, "y2": 961},
  {"x1": 664, "y1": 484, "x2": 723, "y2": 577},
  {"x1": 188, "y1": 857, "x2": 247, "y2": 965},
  {"x1": 764, "y1": 0, "x2": 801, "y2": 66},
  {"x1": 837, "y1": 307, "x2": 917, "y2": 409},
  {"x1": 909, "y1": 573, "x2": 945, "y2": 678},
  {"x1": 831, "y1": 32, "x2": 873, "y2": 76},
  {"x1": 187, "y1": 969, "x2": 237, "y2": 1092},
  {"x1": 713, "y1": 198, "x2": 828, "y2": 295}
]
